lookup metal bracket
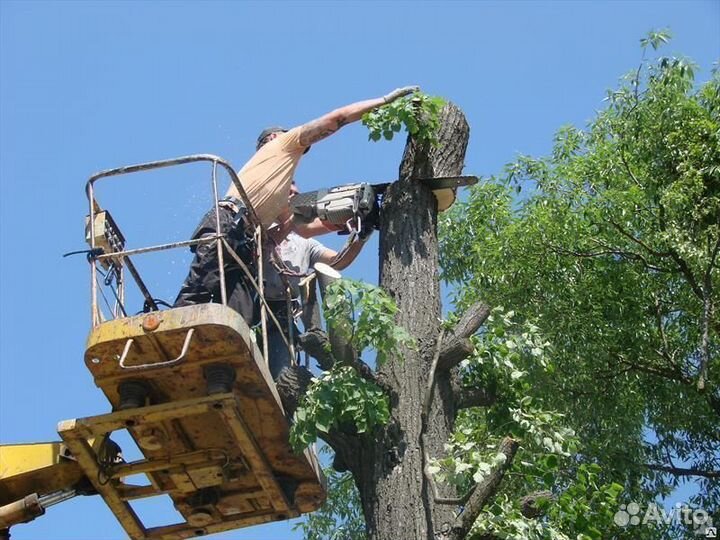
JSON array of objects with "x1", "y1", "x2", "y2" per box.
[
  {"x1": 58, "y1": 393, "x2": 294, "y2": 540},
  {"x1": 119, "y1": 328, "x2": 194, "y2": 371}
]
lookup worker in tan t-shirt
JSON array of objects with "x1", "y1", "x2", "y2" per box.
[{"x1": 174, "y1": 86, "x2": 418, "y2": 322}]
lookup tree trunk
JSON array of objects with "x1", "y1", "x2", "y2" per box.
[
  {"x1": 353, "y1": 103, "x2": 470, "y2": 540},
  {"x1": 275, "y1": 103, "x2": 513, "y2": 538}
]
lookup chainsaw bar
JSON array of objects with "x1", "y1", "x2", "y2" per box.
[{"x1": 371, "y1": 175, "x2": 479, "y2": 193}]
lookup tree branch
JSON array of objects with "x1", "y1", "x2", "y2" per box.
[
  {"x1": 274, "y1": 364, "x2": 364, "y2": 474},
  {"x1": 453, "y1": 490, "x2": 555, "y2": 540},
  {"x1": 652, "y1": 295, "x2": 681, "y2": 370},
  {"x1": 451, "y1": 372, "x2": 496, "y2": 410},
  {"x1": 616, "y1": 356, "x2": 720, "y2": 419},
  {"x1": 449, "y1": 437, "x2": 519, "y2": 540},
  {"x1": 602, "y1": 219, "x2": 709, "y2": 300},
  {"x1": 645, "y1": 464, "x2": 720, "y2": 480},
  {"x1": 298, "y1": 328, "x2": 336, "y2": 371},
  {"x1": 608, "y1": 220, "x2": 672, "y2": 259},
  {"x1": 697, "y1": 236, "x2": 717, "y2": 391},
  {"x1": 707, "y1": 235, "x2": 720, "y2": 279},
  {"x1": 437, "y1": 339, "x2": 475, "y2": 371},
  {"x1": 455, "y1": 386, "x2": 497, "y2": 410},
  {"x1": 298, "y1": 327, "x2": 391, "y2": 393},
  {"x1": 319, "y1": 430, "x2": 363, "y2": 474},
  {"x1": 438, "y1": 303, "x2": 491, "y2": 371},
  {"x1": 520, "y1": 490, "x2": 555, "y2": 518},
  {"x1": 550, "y1": 241, "x2": 672, "y2": 273},
  {"x1": 617, "y1": 356, "x2": 691, "y2": 384},
  {"x1": 275, "y1": 365, "x2": 314, "y2": 417},
  {"x1": 619, "y1": 144, "x2": 642, "y2": 187},
  {"x1": 668, "y1": 248, "x2": 705, "y2": 302}
]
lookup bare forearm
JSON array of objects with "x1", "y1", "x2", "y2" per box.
[
  {"x1": 292, "y1": 216, "x2": 342, "y2": 238},
  {"x1": 334, "y1": 97, "x2": 386, "y2": 125},
  {"x1": 298, "y1": 86, "x2": 418, "y2": 147},
  {"x1": 298, "y1": 98, "x2": 383, "y2": 147},
  {"x1": 330, "y1": 239, "x2": 364, "y2": 270}
]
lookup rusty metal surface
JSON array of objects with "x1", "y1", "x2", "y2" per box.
[
  {"x1": 57, "y1": 426, "x2": 147, "y2": 539},
  {"x1": 74, "y1": 303, "x2": 324, "y2": 539},
  {"x1": 59, "y1": 392, "x2": 322, "y2": 540},
  {"x1": 0, "y1": 442, "x2": 86, "y2": 506},
  {"x1": 84, "y1": 154, "x2": 297, "y2": 375},
  {"x1": 77, "y1": 155, "x2": 318, "y2": 538},
  {"x1": 0, "y1": 494, "x2": 45, "y2": 529}
]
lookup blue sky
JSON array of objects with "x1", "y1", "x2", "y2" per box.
[{"x1": 1, "y1": 1, "x2": 718, "y2": 539}]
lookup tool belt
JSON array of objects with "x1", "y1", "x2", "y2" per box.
[
  {"x1": 218, "y1": 196, "x2": 247, "y2": 215},
  {"x1": 189, "y1": 197, "x2": 253, "y2": 254}
]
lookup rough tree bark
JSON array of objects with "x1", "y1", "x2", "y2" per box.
[
  {"x1": 355, "y1": 103, "x2": 470, "y2": 540},
  {"x1": 281, "y1": 103, "x2": 517, "y2": 540}
]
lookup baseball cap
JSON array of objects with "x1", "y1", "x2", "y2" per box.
[
  {"x1": 255, "y1": 126, "x2": 311, "y2": 154},
  {"x1": 256, "y1": 127, "x2": 288, "y2": 150}
]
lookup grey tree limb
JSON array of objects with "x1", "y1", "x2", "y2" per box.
[
  {"x1": 438, "y1": 302, "x2": 491, "y2": 371},
  {"x1": 448, "y1": 437, "x2": 519, "y2": 540}
]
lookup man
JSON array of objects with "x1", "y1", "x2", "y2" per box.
[
  {"x1": 174, "y1": 86, "x2": 418, "y2": 322},
  {"x1": 263, "y1": 182, "x2": 368, "y2": 379}
]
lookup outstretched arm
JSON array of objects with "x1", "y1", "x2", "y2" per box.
[
  {"x1": 308, "y1": 234, "x2": 367, "y2": 271},
  {"x1": 327, "y1": 234, "x2": 367, "y2": 270},
  {"x1": 298, "y1": 86, "x2": 419, "y2": 147}
]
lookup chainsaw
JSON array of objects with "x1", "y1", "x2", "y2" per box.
[{"x1": 290, "y1": 176, "x2": 478, "y2": 237}]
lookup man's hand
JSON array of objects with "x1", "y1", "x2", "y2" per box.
[
  {"x1": 298, "y1": 86, "x2": 420, "y2": 147},
  {"x1": 383, "y1": 86, "x2": 420, "y2": 104}
]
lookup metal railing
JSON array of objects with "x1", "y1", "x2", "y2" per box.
[{"x1": 85, "y1": 154, "x2": 296, "y2": 369}]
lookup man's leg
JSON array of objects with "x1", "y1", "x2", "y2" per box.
[
  {"x1": 222, "y1": 211, "x2": 257, "y2": 324},
  {"x1": 226, "y1": 272, "x2": 256, "y2": 325},
  {"x1": 265, "y1": 302, "x2": 295, "y2": 380},
  {"x1": 175, "y1": 205, "x2": 254, "y2": 314},
  {"x1": 174, "y1": 207, "x2": 222, "y2": 307}
]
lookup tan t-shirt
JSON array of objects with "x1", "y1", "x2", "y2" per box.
[{"x1": 226, "y1": 127, "x2": 306, "y2": 227}]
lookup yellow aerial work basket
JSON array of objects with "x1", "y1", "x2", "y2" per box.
[{"x1": 58, "y1": 155, "x2": 324, "y2": 540}]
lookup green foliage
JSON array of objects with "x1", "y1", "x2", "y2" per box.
[
  {"x1": 304, "y1": 36, "x2": 718, "y2": 540},
  {"x1": 362, "y1": 91, "x2": 446, "y2": 145},
  {"x1": 323, "y1": 279, "x2": 416, "y2": 366},
  {"x1": 289, "y1": 366, "x2": 390, "y2": 452},
  {"x1": 440, "y1": 39, "x2": 720, "y2": 530},
  {"x1": 640, "y1": 28, "x2": 672, "y2": 51},
  {"x1": 289, "y1": 279, "x2": 411, "y2": 452},
  {"x1": 425, "y1": 310, "x2": 633, "y2": 539},
  {"x1": 294, "y1": 450, "x2": 365, "y2": 540},
  {"x1": 470, "y1": 466, "x2": 624, "y2": 540},
  {"x1": 546, "y1": 467, "x2": 623, "y2": 540},
  {"x1": 429, "y1": 310, "x2": 581, "y2": 534}
]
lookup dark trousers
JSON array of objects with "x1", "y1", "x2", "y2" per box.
[
  {"x1": 174, "y1": 205, "x2": 256, "y2": 324},
  {"x1": 266, "y1": 300, "x2": 298, "y2": 380}
]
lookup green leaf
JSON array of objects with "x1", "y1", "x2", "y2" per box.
[{"x1": 362, "y1": 92, "x2": 446, "y2": 146}]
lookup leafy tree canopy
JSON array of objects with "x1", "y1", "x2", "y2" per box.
[
  {"x1": 296, "y1": 32, "x2": 718, "y2": 539},
  {"x1": 441, "y1": 30, "x2": 719, "y2": 538}
]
